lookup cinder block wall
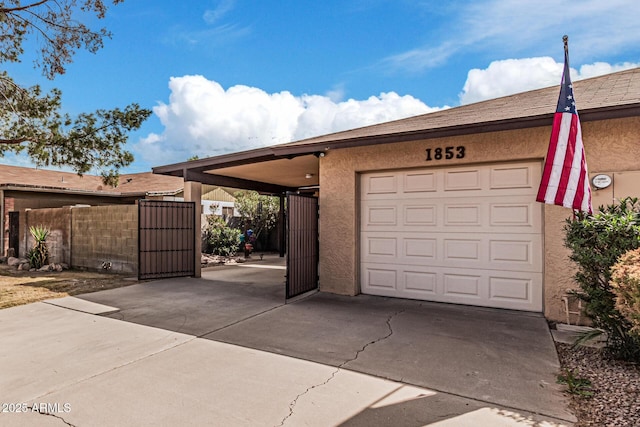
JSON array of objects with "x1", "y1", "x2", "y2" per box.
[
  {"x1": 19, "y1": 207, "x2": 72, "y2": 264},
  {"x1": 71, "y1": 205, "x2": 138, "y2": 274}
]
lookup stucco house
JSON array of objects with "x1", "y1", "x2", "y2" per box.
[
  {"x1": 154, "y1": 67, "x2": 640, "y2": 323},
  {"x1": 0, "y1": 164, "x2": 239, "y2": 256}
]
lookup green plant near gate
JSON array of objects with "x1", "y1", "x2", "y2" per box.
[
  {"x1": 203, "y1": 216, "x2": 241, "y2": 257},
  {"x1": 564, "y1": 197, "x2": 640, "y2": 361},
  {"x1": 28, "y1": 225, "x2": 50, "y2": 269}
]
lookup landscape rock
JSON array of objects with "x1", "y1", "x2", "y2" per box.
[
  {"x1": 7, "y1": 257, "x2": 20, "y2": 267},
  {"x1": 0, "y1": 256, "x2": 7, "y2": 264}
]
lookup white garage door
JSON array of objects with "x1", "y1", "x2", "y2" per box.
[{"x1": 360, "y1": 162, "x2": 543, "y2": 311}]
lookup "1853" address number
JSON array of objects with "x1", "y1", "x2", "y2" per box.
[{"x1": 425, "y1": 146, "x2": 465, "y2": 161}]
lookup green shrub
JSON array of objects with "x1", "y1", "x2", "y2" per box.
[
  {"x1": 611, "y1": 248, "x2": 640, "y2": 337},
  {"x1": 28, "y1": 225, "x2": 50, "y2": 269},
  {"x1": 564, "y1": 197, "x2": 640, "y2": 361},
  {"x1": 203, "y1": 216, "x2": 241, "y2": 257}
]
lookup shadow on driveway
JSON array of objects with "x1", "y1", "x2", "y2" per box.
[{"x1": 79, "y1": 261, "x2": 573, "y2": 423}]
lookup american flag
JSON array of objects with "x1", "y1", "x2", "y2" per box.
[{"x1": 536, "y1": 40, "x2": 592, "y2": 213}]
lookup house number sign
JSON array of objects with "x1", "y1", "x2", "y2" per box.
[{"x1": 425, "y1": 146, "x2": 465, "y2": 161}]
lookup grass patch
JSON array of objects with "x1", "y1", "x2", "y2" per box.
[{"x1": 0, "y1": 264, "x2": 139, "y2": 309}]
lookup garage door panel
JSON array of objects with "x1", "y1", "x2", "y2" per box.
[
  {"x1": 444, "y1": 169, "x2": 482, "y2": 191},
  {"x1": 361, "y1": 264, "x2": 543, "y2": 311},
  {"x1": 364, "y1": 236, "x2": 398, "y2": 258},
  {"x1": 364, "y1": 174, "x2": 398, "y2": 195},
  {"x1": 404, "y1": 238, "x2": 437, "y2": 259},
  {"x1": 490, "y1": 203, "x2": 533, "y2": 226},
  {"x1": 489, "y1": 276, "x2": 531, "y2": 303},
  {"x1": 404, "y1": 270, "x2": 437, "y2": 294},
  {"x1": 362, "y1": 166, "x2": 540, "y2": 200},
  {"x1": 365, "y1": 267, "x2": 398, "y2": 291},
  {"x1": 404, "y1": 205, "x2": 437, "y2": 225},
  {"x1": 362, "y1": 232, "x2": 541, "y2": 273},
  {"x1": 404, "y1": 171, "x2": 437, "y2": 193},
  {"x1": 444, "y1": 239, "x2": 481, "y2": 262},
  {"x1": 490, "y1": 164, "x2": 535, "y2": 189},
  {"x1": 443, "y1": 273, "x2": 482, "y2": 298},
  {"x1": 362, "y1": 197, "x2": 540, "y2": 233},
  {"x1": 360, "y1": 161, "x2": 543, "y2": 312},
  {"x1": 444, "y1": 204, "x2": 481, "y2": 226},
  {"x1": 364, "y1": 204, "x2": 398, "y2": 226}
]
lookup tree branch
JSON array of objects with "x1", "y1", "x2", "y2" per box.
[
  {"x1": 0, "y1": 0, "x2": 50, "y2": 14},
  {"x1": 0, "y1": 137, "x2": 30, "y2": 144}
]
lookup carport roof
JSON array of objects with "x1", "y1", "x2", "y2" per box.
[{"x1": 153, "y1": 67, "x2": 640, "y2": 192}]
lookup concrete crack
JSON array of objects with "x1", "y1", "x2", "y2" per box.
[
  {"x1": 341, "y1": 308, "x2": 405, "y2": 368},
  {"x1": 275, "y1": 308, "x2": 405, "y2": 427},
  {"x1": 29, "y1": 405, "x2": 76, "y2": 427},
  {"x1": 275, "y1": 367, "x2": 341, "y2": 427}
]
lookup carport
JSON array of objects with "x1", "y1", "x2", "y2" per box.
[
  {"x1": 152, "y1": 147, "x2": 323, "y2": 299},
  {"x1": 153, "y1": 69, "x2": 640, "y2": 323}
]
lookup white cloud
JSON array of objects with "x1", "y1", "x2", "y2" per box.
[
  {"x1": 385, "y1": 0, "x2": 640, "y2": 72},
  {"x1": 203, "y1": 0, "x2": 235, "y2": 25},
  {"x1": 459, "y1": 58, "x2": 640, "y2": 104},
  {"x1": 138, "y1": 76, "x2": 440, "y2": 164}
]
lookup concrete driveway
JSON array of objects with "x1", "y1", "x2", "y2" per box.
[{"x1": 0, "y1": 257, "x2": 574, "y2": 426}]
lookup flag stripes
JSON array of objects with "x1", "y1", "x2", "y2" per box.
[{"x1": 536, "y1": 40, "x2": 592, "y2": 213}]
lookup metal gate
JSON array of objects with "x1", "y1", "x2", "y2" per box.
[
  {"x1": 138, "y1": 200, "x2": 195, "y2": 280},
  {"x1": 8, "y1": 211, "x2": 19, "y2": 257},
  {"x1": 286, "y1": 193, "x2": 319, "y2": 298}
]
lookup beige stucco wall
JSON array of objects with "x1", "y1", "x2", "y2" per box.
[
  {"x1": 319, "y1": 116, "x2": 640, "y2": 322},
  {"x1": 19, "y1": 207, "x2": 73, "y2": 264}
]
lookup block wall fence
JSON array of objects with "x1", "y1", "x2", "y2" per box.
[{"x1": 19, "y1": 205, "x2": 138, "y2": 274}]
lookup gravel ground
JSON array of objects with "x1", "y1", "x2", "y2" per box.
[{"x1": 556, "y1": 343, "x2": 640, "y2": 426}]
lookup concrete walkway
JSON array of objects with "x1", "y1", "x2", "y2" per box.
[{"x1": 0, "y1": 260, "x2": 575, "y2": 426}]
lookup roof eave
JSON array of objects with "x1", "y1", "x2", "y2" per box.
[
  {"x1": 0, "y1": 184, "x2": 147, "y2": 197},
  {"x1": 273, "y1": 103, "x2": 640, "y2": 156},
  {"x1": 152, "y1": 147, "x2": 279, "y2": 176}
]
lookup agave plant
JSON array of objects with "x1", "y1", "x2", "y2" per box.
[{"x1": 28, "y1": 225, "x2": 50, "y2": 269}]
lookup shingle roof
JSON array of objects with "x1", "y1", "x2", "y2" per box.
[
  {"x1": 149, "y1": 67, "x2": 640, "y2": 182},
  {"x1": 0, "y1": 164, "x2": 183, "y2": 195},
  {"x1": 274, "y1": 67, "x2": 640, "y2": 154}
]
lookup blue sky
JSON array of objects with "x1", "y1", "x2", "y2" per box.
[{"x1": 4, "y1": 0, "x2": 640, "y2": 174}]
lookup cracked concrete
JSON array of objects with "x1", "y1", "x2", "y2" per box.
[
  {"x1": 277, "y1": 308, "x2": 406, "y2": 426},
  {"x1": 31, "y1": 406, "x2": 77, "y2": 427},
  {"x1": 1, "y1": 261, "x2": 574, "y2": 425}
]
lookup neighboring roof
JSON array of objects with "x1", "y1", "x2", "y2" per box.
[
  {"x1": 0, "y1": 164, "x2": 183, "y2": 196},
  {"x1": 202, "y1": 186, "x2": 237, "y2": 202},
  {"x1": 154, "y1": 67, "x2": 640, "y2": 180}
]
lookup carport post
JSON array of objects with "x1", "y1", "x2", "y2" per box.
[
  {"x1": 184, "y1": 180, "x2": 202, "y2": 278},
  {"x1": 279, "y1": 194, "x2": 285, "y2": 257}
]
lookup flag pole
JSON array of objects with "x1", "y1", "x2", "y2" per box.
[
  {"x1": 563, "y1": 35, "x2": 569, "y2": 64},
  {"x1": 536, "y1": 35, "x2": 593, "y2": 214}
]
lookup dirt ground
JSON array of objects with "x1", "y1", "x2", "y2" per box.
[{"x1": 0, "y1": 263, "x2": 141, "y2": 309}]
